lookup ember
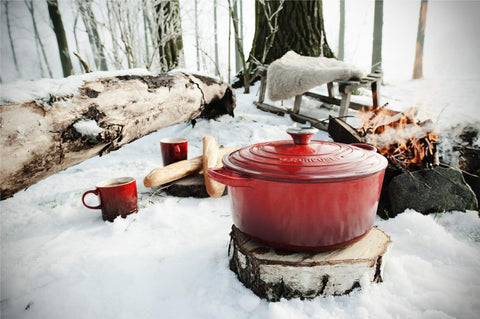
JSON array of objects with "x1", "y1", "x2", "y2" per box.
[{"x1": 357, "y1": 105, "x2": 439, "y2": 171}]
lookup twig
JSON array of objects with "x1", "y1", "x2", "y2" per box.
[{"x1": 73, "y1": 51, "x2": 92, "y2": 73}]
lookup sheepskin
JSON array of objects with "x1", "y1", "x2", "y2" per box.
[{"x1": 267, "y1": 51, "x2": 366, "y2": 101}]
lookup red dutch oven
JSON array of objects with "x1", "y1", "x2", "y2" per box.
[{"x1": 207, "y1": 127, "x2": 388, "y2": 252}]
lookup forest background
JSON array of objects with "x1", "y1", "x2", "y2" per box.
[{"x1": 1, "y1": 0, "x2": 479, "y2": 87}]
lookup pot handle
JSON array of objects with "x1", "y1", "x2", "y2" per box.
[
  {"x1": 287, "y1": 127, "x2": 318, "y2": 145},
  {"x1": 207, "y1": 167, "x2": 254, "y2": 187},
  {"x1": 351, "y1": 143, "x2": 377, "y2": 152}
]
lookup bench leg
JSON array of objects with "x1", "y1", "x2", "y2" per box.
[
  {"x1": 258, "y1": 75, "x2": 267, "y2": 103},
  {"x1": 293, "y1": 95, "x2": 302, "y2": 114},
  {"x1": 327, "y1": 82, "x2": 334, "y2": 98},
  {"x1": 338, "y1": 92, "x2": 351, "y2": 118}
]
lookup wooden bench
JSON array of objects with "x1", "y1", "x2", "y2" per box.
[{"x1": 253, "y1": 66, "x2": 383, "y2": 131}]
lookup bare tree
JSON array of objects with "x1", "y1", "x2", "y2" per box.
[
  {"x1": 194, "y1": 0, "x2": 200, "y2": 71},
  {"x1": 110, "y1": 1, "x2": 137, "y2": 68},
  {"x1": 371, "y1": 0, "x2": 383, "y2": 72},
  {"x1": 143, "y1": 0, "x2": 151, "y2": 65},
  {"x1": 25, "y1": 0, "x2": 53, "y2": 78},
  {"x1": 214, "y1": 0, "x2": 220, "y2": 77},
  {"x1": 4, "y1": 1, "x2": 20, "y2": 75},
  {"x1": 77, "y1": 0, "x2": 108, "y2": 71},
  {"x1": 105, "y1": 1, "x2": 123, "y2": 69},
  {"x1": 47, "y1": 0, "x2": 73, "y2": 77},
  {"x1": 338, "y1": 0, "x2": 345, "y2": 61},
  {"x1": 231, "y1": 0, "x2": 243, "y2": 73},
  {"x1": 413, "y1": 0, "x2": 428, "y2": 79},
  {"x1": 155, "y1": 0, "x2": 184, "y2": 72},
  {"x1": 229, "y1": 0, "x2": 285, "y2": 93}
]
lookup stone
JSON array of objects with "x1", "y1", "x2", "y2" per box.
[{"x1": 387, "y1": 166, "x2": 478, "y2": 216}]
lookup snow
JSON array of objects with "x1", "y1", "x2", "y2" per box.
[
  {"x1": 1, "y1": 78, "x2": 480, "y2": 318},
  {"x1": 0, "y1": 69, "x2": 151, "y2": 105},
  {"x1": 73, "y1": 119, "x2": 104, "y2": 142},
  {"x1": 2, "y1": 0, "x2": 480, "y2": 317}
]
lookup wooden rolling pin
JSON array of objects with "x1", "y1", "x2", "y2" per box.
[{"x1": 143, "y1": 146, "x2": 236, "y2": 188}]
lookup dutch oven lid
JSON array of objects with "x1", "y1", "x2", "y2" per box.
[{"x1": 223, "y1": 127, "x2": 388, "y2": 183}]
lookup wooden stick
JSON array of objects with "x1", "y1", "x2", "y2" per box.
[
  {"x1": 73, "y1": 51, "x2": 92, "y2": 73},
  {"x1": 143, "y1": 146, "x2": 236, "y2": 188},
  {"x1": 203, "y1": 136, "x2": 226, "y2": 198}
]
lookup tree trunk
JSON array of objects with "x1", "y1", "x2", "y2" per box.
[
  {"x1": 371, "y1": 0, "x2": 384, "y2": 72},
  {"x1": 4, "y1": 1, "x2": 20, "y2": 75},
  {"x1": 233, "y1": 0, "x2": 334, "y2": 90},
  {"x1": 156, "y1": 0, "x2": 184, "y2": 72},
  {"x1": 48, "y1": 0, "x2": 74, "y2": 77},
  {"x1": 338, "y1": 0, "x2": 345, "y2": 61},
  {"x1": 214, "y1": 0, "x2": 220, "y2": 77},
  {"x1": 78, "y1": 0, "x2": 108, "y2": 71},
  {"x1": 413, "y1": 0, "x2": 428, "y2": 79},
  {"x1": 232, "y1": 0, "x2": 243, "y2": 73},
  {"x1": 249, "y1": 0, "x2": 334, "y2": 66},
  {"x1": 0, "y1": 72, "x2": 235, "y2": 200},
  {"x1": 25, "y1": 0, "x2": 53, "y2": 78},
  {"x1": 194, "y1": 0, "x2": 200, "y2": 71}
]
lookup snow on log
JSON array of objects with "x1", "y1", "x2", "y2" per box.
[
  {"x1": 0, "y1": 72, "x2": 235, "y2": 200},
  {"x1": 229, "y1": 225, "x2": 392, "y2": 301}
]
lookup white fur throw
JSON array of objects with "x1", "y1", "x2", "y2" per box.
[{"x1": 267, "y1": 51, "x2": 366, "y2": 101}]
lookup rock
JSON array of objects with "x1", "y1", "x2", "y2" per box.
[{"x1": 387, "y1": 166, "x2": 478, "y2": 216}]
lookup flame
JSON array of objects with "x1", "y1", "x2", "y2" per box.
[{"x1": 358, "y1": 106, "x2": 438, "y2": 171}]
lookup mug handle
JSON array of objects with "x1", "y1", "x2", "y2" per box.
[{"x1": 82, "y1": 190, "x2": 101, "y2": 209}]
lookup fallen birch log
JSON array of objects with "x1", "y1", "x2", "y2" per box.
[{"x1": 0, "y1": 72, "x2": 235, "y2": 200}]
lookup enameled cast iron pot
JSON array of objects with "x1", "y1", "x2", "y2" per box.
[{"x1": 207, "y1": 128, "x2": 388, "y2": 252}]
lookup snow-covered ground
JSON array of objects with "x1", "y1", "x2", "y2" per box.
[{"x1": 1, "y1": 74, "x2": 480, "y2": 318}]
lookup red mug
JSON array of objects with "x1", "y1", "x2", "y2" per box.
[
  {"x1": 82, "y1": 177, "x2": 138, "y2": 222},
  {"x1": 161, "y1": 137, "x2": 188, "y2": 166}
]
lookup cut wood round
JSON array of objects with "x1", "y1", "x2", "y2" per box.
[
  {"x1": 228, "y1": 225, "x2": 392, "y2": 301},
  {"x1": 163, "y1": 174, "x2": 227, "y2": 198},
  {"x1": 164, "y1": 174, "x2": 209, "y2": 198}
]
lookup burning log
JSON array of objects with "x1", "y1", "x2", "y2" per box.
[{"x1": 357, "y1": 106, "x2": 438, "y2": 171}]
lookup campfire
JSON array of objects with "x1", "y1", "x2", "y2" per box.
[
  {"x1": 357, "y1": 104, "x2": 439, "y2": 171},
  {"x1": 328, "y1": 104, "x2": 479, "y2": 218}
]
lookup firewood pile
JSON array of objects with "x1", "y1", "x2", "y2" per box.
[{"x1": 357, "y1": 105, "x2": 439, "y2": 172}]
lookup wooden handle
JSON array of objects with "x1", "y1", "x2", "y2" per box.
[
  {"x1": 143, "y1": 146, "x2": 236, "y2": 188},
  {"x1": 203, "y1": 136, "x2": 226, "y2": 198},
  {"x1": 144, "y1": 156, "x2": 203, "y2": 188}
]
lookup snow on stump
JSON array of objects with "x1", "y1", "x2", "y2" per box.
[{"x1": 228, "y1": 225, "x2": 392, "y2": 301}]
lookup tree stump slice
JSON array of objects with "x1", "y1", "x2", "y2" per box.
[
  {"x1": 164, "y1": 174, "x2": 208, "y2": 198},
  {"x1": 228, "y1": 225, "x2": 392, "y2": 301},
  {"x1": 163, "y1": 174, "x2": 227, "y2": 198}
]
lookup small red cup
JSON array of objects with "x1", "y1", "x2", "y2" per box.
[
  {"x1": 82, "y1": 177, "x2": 138, "y2": 222},
  {"x1": 161, "y1": 137, "x2": 188, "y2": 166}
]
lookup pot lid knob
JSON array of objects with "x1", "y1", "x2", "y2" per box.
[{"x1": 286, "y1": 127, "x2": 318, "y2": 145}]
